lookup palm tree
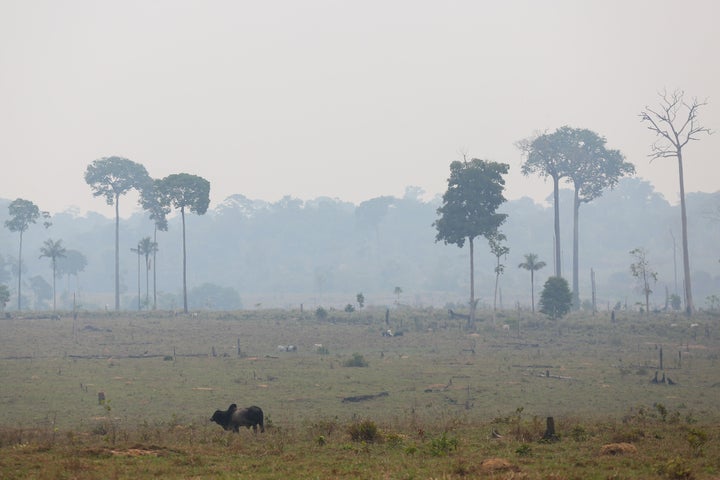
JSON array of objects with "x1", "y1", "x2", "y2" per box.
[
  {"x1": 394, "y1": 286, "x2": 402, "y2": 305},
  {"x1": 519, "y1": 253, "x2": 546, "y2": 314},
  {"x1": 39, "y1": 238, "x2": 66, "y2": 311},
  {"x1": 137, "y1": 237, "x2": 157, "y2": 309}
]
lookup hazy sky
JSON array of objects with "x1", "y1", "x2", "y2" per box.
[{"x1": 1, "y1": 0, "x2": 718, "y2": 218}]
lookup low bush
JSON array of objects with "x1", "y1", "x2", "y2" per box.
[
  {"x1": 343, "y1": 353, "x2": 368, "y2": 367},
  {"x1": 347, "y1": 419, "x2": 381, "y2": 443}
]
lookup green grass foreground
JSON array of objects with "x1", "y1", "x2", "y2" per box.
[{"x1": 1, "y1": 307, "x2": 719, "y2": 479}]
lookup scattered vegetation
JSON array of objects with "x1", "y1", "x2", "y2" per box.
[
  {"x1": 347, "y1": 419, "x2": 381, "y2": 443},
  {"x1": 0, "y1": 308, "x2": 718, "y2": 478},
  {"x1": 343, "y1": 352, "x2": 368, "y2": 367}
]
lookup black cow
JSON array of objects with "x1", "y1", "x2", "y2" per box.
[{"x1": 211, "y1": 403, "x2": 265, "y2": 433}]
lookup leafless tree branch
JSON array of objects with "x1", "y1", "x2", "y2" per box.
[{"x1": 639, "y1": 89, "x2": 712, "y2": 161}]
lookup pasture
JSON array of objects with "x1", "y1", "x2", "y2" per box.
[{"x1": 1, "y1": 307, "x2": 719, "y2": 479}]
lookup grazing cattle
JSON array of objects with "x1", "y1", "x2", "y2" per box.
[{"x1": 211, "y1": 404, "x2": 265, "y2": 433}]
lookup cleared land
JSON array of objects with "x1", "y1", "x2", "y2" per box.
[{"x1": 1, "y1": 308, "x2": 719, "y2": 479}]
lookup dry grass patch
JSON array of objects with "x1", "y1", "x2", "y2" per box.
[
  {"x1": 599, "y1": 442, "x2": 638, "y2": 456},
  {"x1": 480, "y1": 457, "x2": 520, "y2": 473}
]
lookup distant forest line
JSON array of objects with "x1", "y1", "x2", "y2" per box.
[{"x1": 1, "y1": 177, "x2": 718, "y2": 312}]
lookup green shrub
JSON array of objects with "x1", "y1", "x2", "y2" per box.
[
  {"x1": 515, "y1": 443, "x2": 532, "y2": 456},
  {"x1": 570, "y1": 425, "x2": 588, "y2": 442},
  {"x1": 347, "y1": 419, "x2": 381, "y2": 443},
  {"x1": 686, "y1": 428, "x2": 707, "y2": 457},
  {"x1": 428, "y1": 433, "x2": 458, "y2": 456},
  {"x1": 384, "y1": 432, "x2": 406, "y2": 447},
  {"x1": 657, "y1": 456, "x2": 694, "y2": 479},
  {"x1": 343, "y1": 353, "x2": 368, "y2": 367},
  {"x1": 539, "y1": 276, "x2": 572, "y2": 319}
]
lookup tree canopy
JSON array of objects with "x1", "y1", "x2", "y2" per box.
[
  {"x1": 140, "y1": 178, "x2": 171, "y2": 232},
  {"x1": 160, "y1": 173, "x2": 211, "y2": 216},
  {"x1": 434, "y1": 159, "x2": 508, "y2": 248},
  {"x1": 85, "y1": 157, "x2": 151, "y2": 206}
]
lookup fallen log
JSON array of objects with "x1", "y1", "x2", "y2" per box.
[{"x1": 341, "y1": 391, "x2": 389, "y2": 403}]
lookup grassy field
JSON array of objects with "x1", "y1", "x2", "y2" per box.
[{"x1": 1, "y1": 307, "x2": 719, "y2": 479}]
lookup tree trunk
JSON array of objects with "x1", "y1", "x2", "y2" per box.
[
  {"x1": 552, "y1": 175, "x2": 562, "y2": 278},
  {"x1": 572, "y1": 186, "x2": 580, "y2": 309},
  {"x1": 530, "y1": 269, "x2": 535, "y2": 314},
  {"x1": 114, "y1": 194, "x2": 120, "y2": 310},
  {"x1": 52, "y1": 259, "x2": 56, "y2": 311},
  {"x1": 145, "y1": 255, "x2": 150, "y2": 309},
  {"x1": 469, "y1": 236, "x2": 475, "y2": 328},
  {"x1": 677, "y1": 152, "x2": 694, "y2": 314},
  {"x1": 152, "y1": 226, "x2": 157, "y2": 310},
  {"x1": 136, "y1": 247, "x2": 141, "y2": 311},
  {"x1": 493, "y1": 259, "x2": 500, "y2": 312},
  {"x1": 643, "y1": 269, "x2": 650, "y2": 314},
  {"x1": 181, "y1": 207, "x2": 188, "y2": 313},
  {"x1": 17, "y1": 231, "x2": 23, "y2": 311},
  {"x1": 591, "y1": 268, "x2": 597, "y2": 314},
  {"x1": 543, "y1": 416, "x2": 558, "y2": 441}
]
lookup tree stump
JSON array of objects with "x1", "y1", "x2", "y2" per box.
[{"x1": 542, "y1": 416, "x2": 559, "y2": 442}]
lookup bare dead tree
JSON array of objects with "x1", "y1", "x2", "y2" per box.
[{"x1": 640, "y1": 89, "x2": 712, "y2": 315}]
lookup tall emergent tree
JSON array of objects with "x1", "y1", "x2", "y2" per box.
[
  {"x1": 4, "y1": 198, "x2": 51, "y2": 310},
  {"x1": 629, "y1": 247, "x2": 658, "y2": 314},
  {"x1": 159, "y1": 173, "x2": 210, "y2": 313},
  {"x1": 140, "y1": 179, "x2": 171, "y2": 310},
  {"x1": 518, "y1": 129, "x2": 571, "y2": 278},
  {"x1": 39, "y1": 238, "x2": 66, "y2": 311},
  {"x1": 640, "y1": 90, "x2": 712, "y2": 315},
  {"x1": 518, "y1": 253, "x2": 546, "y2": 314},
  {"x1": 434, "y1": 158, "x2": 508, "y2": 328},
  {"x1": 85, "y1": 156, "x2": 151, "y2": 310},
  {"x1": 562, "y1": 127, "x2": 635, "y2": 308}
]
